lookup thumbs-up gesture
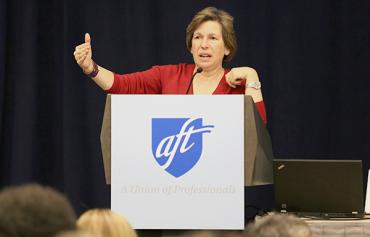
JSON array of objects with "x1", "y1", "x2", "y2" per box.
[{"x1": 73, "y1": 33, "x2": 93, "y2": 73}]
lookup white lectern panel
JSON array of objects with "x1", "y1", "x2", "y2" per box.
[{"x1": 111, "y1": 95, "x2": 244, "y2": 229}]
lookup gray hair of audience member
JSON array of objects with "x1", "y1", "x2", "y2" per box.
[
  {"x1": 245, "y1": 213, "x2": 311, "y2": 237},
  {"x1": 0, "y1": 183, "x2": 76, "y2": 237},
  {"x1": 181, "y1": 230, "x2": 244, "y2": 237}
]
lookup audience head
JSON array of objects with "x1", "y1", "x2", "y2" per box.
[
  {"x1": 245, "y1": 213, "x2": 311, "y2": 237},
  {"x1": 77, "y1": 209, "x2": 137, "y2": 237},
  {"x1": 55, "y1": 231, "x2": 97, "y2": 237},
  {"x1": 183, "y1": 230, "x2": 244, "y2": 237},
  {"x1": 0, "y1": 183, "x2": 76, "y2": 237}
]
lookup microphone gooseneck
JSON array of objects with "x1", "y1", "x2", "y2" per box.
[{"x1": 185, "y1": 67, "x2": 203, "y2": 94}]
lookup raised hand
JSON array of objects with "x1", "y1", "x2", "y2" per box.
[{"x1": 73, "y1": 33, "x2": 93, "y2": 73}]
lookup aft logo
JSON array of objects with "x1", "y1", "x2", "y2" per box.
[{"x1": 152, "y1": 118, "x2": 214, "y2": 177}]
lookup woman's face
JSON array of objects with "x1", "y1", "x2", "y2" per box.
[{"x1": 191, "y1": 21, "x2": 230, "y2": 71}]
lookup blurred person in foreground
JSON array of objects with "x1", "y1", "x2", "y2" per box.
[
  {"x1": 77, "y1": 209, "x2": 137, "y2": 237},
  {"x1": 0, "y1": 183, "x2": 76, "y2": 237},
  {"x1": 182, "y1": 230, "x2": 245, "y2": 237},
  {"x1": 245, "y1": 213, "x2": 311, "y2": 237},
  {"x1": 55, "y1": 231, "x2": 97, "y2": 237}
]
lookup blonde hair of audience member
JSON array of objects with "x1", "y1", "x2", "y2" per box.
[
  {"x1": 245, "y1": 213, "x2": 311, "y2": 237},
  {"x1": 77, "y1": 209, "x2": 137, "y2": 237},
  {"x1": 55, "y1": 230, "x2": 97, "y2": 237}
]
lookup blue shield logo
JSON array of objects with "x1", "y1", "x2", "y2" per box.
[{"x1": 152, "y1": 118, "x2": 214, "y2": 177}]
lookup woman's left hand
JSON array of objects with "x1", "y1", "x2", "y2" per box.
[{"x1": 225, "y1": 67, "x2": 259, "y2": 88}]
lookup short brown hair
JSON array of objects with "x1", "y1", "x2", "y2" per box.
[
  {"x1": 186, "y1": 7, "x2": 237, "y2": 62},
  {"x1": 0, "y1": 183, "x2": 76, "y2": 237}
]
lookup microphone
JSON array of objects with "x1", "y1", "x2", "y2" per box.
[{"x1": 185, "y1": 67, "x2": 203, "y2": 94}]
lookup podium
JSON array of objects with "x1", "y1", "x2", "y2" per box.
[{"x1": 100, "y1": 95, "x2": 274, "y2": 230}]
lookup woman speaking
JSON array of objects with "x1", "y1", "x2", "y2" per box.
[{"x1": 73, "y1": 7, "x2": 266, "y2": 123}]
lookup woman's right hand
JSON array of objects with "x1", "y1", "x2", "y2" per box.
[{"x1": 73, "y1": 33, "x2": 93, "y2": 74}]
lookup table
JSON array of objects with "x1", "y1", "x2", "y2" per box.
[{"x1": 306, "y1": 218, "x2": 370, "y2": 237}]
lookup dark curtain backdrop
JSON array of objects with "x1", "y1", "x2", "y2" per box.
[{"x1": 1, "y1": 0, "x2": 370, "y2": 214}]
